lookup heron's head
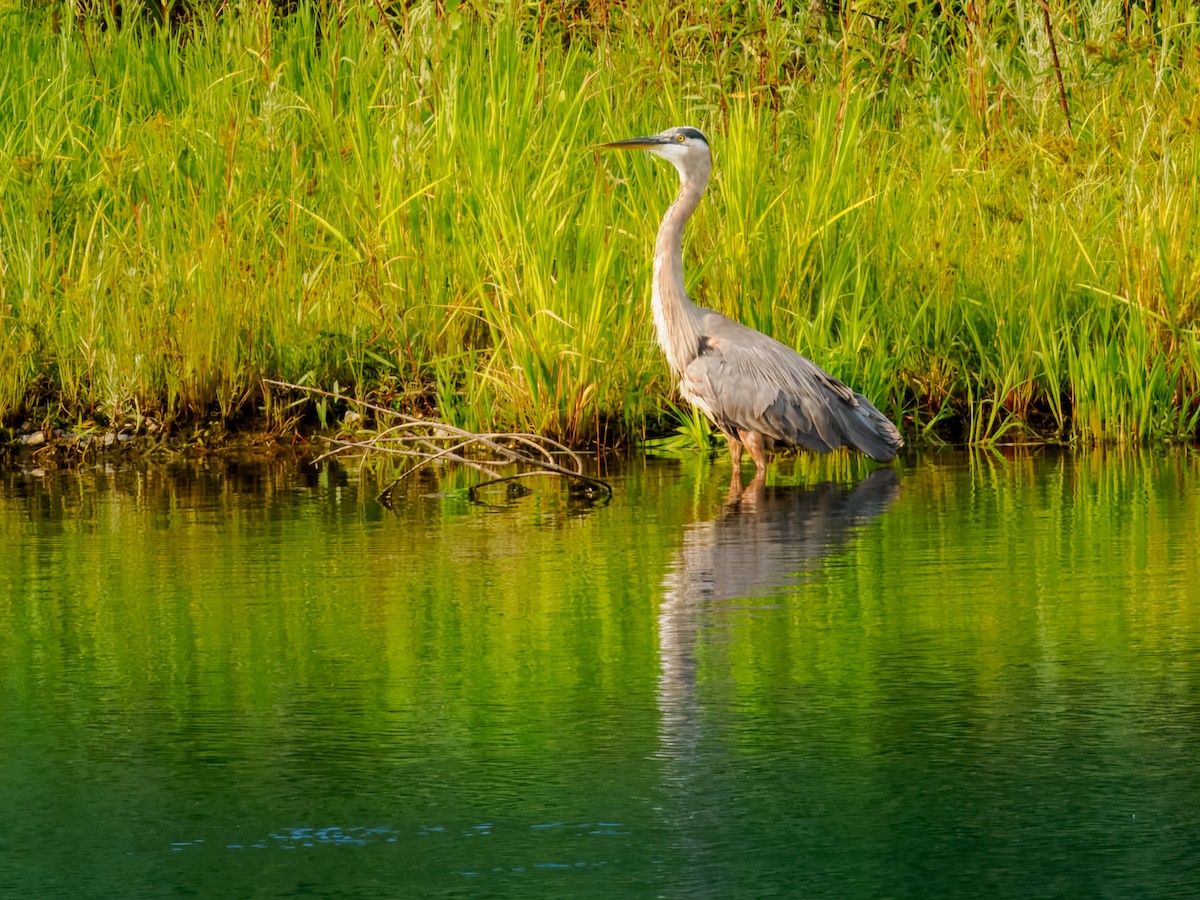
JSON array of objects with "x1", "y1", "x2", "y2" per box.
[{"x1": 600, "y1": 126, "x2": 711, "y2": 183}]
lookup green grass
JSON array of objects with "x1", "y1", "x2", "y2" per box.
[{"x1": 1, "y1": 1, "x2": 1199, "y2": 448}]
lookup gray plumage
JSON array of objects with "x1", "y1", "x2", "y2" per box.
[{"x1": 602, "y1": 126, "x2": 904, "y2": 475}]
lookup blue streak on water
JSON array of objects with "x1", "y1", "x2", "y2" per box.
[{"x1": 182, "y1": 818, "x2": 633, "y2": 855}]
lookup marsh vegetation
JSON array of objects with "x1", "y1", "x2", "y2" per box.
[{"x1": 2, "y1": 1, "x2": 1199, "y2": 449}]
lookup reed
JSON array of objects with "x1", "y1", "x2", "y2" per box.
[{"x1": 1, "y1": 1, "x2": 1198, "y2": 447}]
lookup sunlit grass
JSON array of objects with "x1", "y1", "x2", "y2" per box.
[{"x1": 1, "y1": 1, "x2": 1198, "y2": 447}]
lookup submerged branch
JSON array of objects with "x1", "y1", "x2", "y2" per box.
[{"x1": 262, "y1": 379, "x2": 613, "y2": 504}]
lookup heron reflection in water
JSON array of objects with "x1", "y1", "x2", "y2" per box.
[
  {"x1": 654, "y1": 469, "x2": 900, "y2": 875},
  {"x1": 601, "y1": 127, "x2": 904, "y2": 488},
  {"x1": 658, "y1": 468, "x2": 900, "y2": 696}
]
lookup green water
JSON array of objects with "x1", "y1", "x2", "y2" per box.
[{"x1": 2, "y1": 451, "x2": 1198, "y2": 899}]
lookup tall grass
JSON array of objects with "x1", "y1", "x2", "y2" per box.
[{"x1": 1, "y1": 1, "x2": 1198, "y2": 447}]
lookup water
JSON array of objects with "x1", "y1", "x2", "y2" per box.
[{"x1": 1, "y1": 450, "x2": 1198, "y2": 899}]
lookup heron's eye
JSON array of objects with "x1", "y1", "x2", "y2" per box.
[{"x1": 676, "y1": 134, "x2": 685, "y2": 143}]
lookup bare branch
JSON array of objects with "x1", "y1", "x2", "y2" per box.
[
  {"x1": 263, "y1": 379, "x2": 613, "y2": 502},
  {"x1": 1038, "y1": 0, "x2": 1073, "y2": 135}
]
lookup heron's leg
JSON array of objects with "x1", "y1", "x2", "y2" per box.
[
  {"x1": 727, "y1": 434, "x2": 744, "y2": 469},
  {"x1": 738, "y1": 429, "x2": 768, "y2": 475},
  {"x1": 726, "y1": 435, "x2": 745, "y2": 494}
]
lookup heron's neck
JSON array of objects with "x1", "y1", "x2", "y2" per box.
[{"x1": 652, "y1": 174, "x2": 707, "y2": 377}]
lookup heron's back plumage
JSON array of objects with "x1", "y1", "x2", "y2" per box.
[{"x1": 681, "y1": 311, "x2": 904, "y2": 463}]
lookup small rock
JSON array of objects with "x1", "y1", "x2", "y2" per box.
[
  {"x1": 21, "y1": 431, "x2": 46, "y2": 447},
  {"x1": 117, "y1": 431, "x2": 133, "y2": 443},
  {"x1": 104, "y1": 432, "x2": 116, "y2": 447},
  {"x1": 343, "y1": 410, "x2": 363, "y2": 427}
]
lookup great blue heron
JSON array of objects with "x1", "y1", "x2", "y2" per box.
[{"x1": 602, "y1": 126, "x2": 904, "y2": 479}]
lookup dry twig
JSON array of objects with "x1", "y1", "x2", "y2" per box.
[
  {"x1": 262, "y1": 379, "x2": 612, "y2": 504},
  {"x1": 1038, "y1": 0, "x2": 1073, "y2": 135}
]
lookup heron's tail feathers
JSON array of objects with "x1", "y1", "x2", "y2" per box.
[
  {"x1": 838, "y1": 393, "x2": 904, "y2": 463},
  {"x1": 758, "y1": 388, "x2": 904, "y2": 463}
]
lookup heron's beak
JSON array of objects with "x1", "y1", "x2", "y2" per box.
[{"x1": 598, "y1": 135, "x2": 668, "y2": 151}]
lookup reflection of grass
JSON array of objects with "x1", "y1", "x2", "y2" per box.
[{"x1": 1, "y1": 3, "x2": 1198, "y2": 446}]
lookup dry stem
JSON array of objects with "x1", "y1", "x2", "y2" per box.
[{"x1": 262, "y1": 379, "x2": 613, "y2": 504}]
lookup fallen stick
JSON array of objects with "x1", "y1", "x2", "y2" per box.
[{"x1": 262, "y1": 379, "x2": 613, "y2": 504}]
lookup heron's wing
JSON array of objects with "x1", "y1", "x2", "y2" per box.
[{"x1": 684, "y1": 311, "x2": 903, "y2": 462}]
